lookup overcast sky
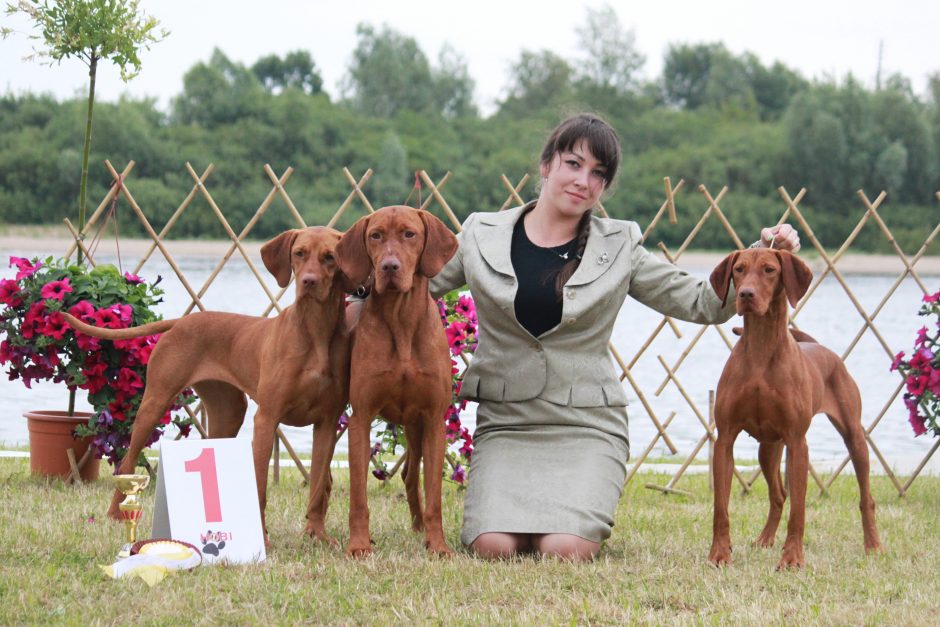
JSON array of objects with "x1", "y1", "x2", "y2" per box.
[{"x1": 1, "y1": 0, "x2": 937, "y2": 115}]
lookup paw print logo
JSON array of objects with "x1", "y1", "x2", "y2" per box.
[{"x1": 201, "y1": 530, "x2": 226, "y2": 556}]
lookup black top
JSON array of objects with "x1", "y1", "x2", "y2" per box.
[{"x1": 511, "y1": 216, "x2": 577, "y2": 338}]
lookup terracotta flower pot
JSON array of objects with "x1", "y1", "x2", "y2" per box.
[{"x1": 23, "y1": 410, "x2": 100, "y2": 481}]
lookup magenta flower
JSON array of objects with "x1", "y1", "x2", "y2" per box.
[
  {"x1": 40, "y1": 277, "x2": 73, "y2": 301},
  {"x1": 450, "y1": 463, "x2": 466, "y2": 484},
  {"x1": 124, "y1": 272, "x2": 144, "y2": 284},
  {"x1": 9, "y1": 256, "x2": 41, "y2": 280},
  {"x1": 92, "y1": 307, "x2": 123, "y2": 329},
  {"x1": 890, "y1": 351, "x2": 905, "y2": 372},
  {"x1": 923, "y1": 291, "x2": 940, "y2": 304},
  {"x1": 42, "y1": 312, "x2": 70, "y2": 340},
  {"x1": 68, "y1": 300, "x2": 95, "y2": 321},
  {"x1": 0, "y1": 279, "x2": 23, "y2": 307}
]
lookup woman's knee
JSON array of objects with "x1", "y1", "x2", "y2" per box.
[
  {"x1": 470, "y1": 532, "x2": 531, "y2": 559},
  {"x1": 532, "y1": 534, "x2": 599, "y2": 562}
]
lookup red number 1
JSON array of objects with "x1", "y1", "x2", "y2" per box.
[{"x1": 184, "y1": 447, "x2": 223, "y2": 523}]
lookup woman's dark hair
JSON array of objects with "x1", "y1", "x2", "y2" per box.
[
  {"x1": 539, "y1": 112, "x2": 621, "y2": 188},
  {"x1": 539, "y1": 113, "x2": 621, "y2": 297}
]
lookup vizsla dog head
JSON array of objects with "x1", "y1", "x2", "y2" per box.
[
  {"x1": 335, "y1": 206, "x2": 458, "y2": 295},
  {"x1": 260, "y1": 226, "x2": 348, "y2": 302},
  {"x1": 710, "y1": 248, "x2": 812, "y2": 316}
]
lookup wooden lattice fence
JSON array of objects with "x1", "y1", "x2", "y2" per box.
[{"x1": 64, "y1": 160, "x2": 940, "y2": 495}]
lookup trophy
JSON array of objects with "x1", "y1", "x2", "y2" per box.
[{"x1": 113, "y1": 474, "x2": 151, "y2": 559}]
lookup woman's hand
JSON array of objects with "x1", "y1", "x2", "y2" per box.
[{"x1": 758, "y1": 224, "x2": 801, "y2": 252}]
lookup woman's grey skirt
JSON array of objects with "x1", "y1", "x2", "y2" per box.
[{"x1": 460, "y1": 396, "x2": 630, "y2": 546}]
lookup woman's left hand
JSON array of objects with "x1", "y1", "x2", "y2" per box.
[{"x1": 758, "y1": 224, "x2": 801, "y2": 252}]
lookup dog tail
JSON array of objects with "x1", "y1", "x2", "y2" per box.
[{"x1": 61, "y1": 312, "x2": 178, "y2": 340}]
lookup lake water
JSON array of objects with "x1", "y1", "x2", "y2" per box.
[{"x1": 2, "y1": 247, "x2": 939, "y2": 477}]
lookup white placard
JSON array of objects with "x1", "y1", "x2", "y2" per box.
[{"x1": 152, "y1": 438, "x2": 266, "y2": 564}]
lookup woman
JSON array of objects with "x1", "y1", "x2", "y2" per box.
[{"x1": 430, "y1": 113, "x2": 799, "y2": 561}]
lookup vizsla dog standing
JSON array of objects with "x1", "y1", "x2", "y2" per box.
[
  {"x1": 708, "y1": 248, "x2": 882, "y2": 569},
  {"x1": 63, "y1": 227, "x2": 351, "y2": 545},
  {"x1": 336, "y1": 205, "x2": 459, "y2": 557}
]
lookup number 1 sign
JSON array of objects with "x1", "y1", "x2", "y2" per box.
[{"x1": 152, "y1": 438, "x2": 266, "y2": 564}]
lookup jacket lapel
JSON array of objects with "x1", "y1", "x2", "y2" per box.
[
  {"x1": 565, "y1": 216, "x2": 627, "y2": 286},
  {"x1": 476, "y1": 204, "x2": 528, "y2": 278}
]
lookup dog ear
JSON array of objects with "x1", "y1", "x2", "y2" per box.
[
  {"x1": 260, "y1": 229, "x2": 299, "y2": 288},
  {"x1": 709, "y1": 251, "x2": 739, "y2": 307},
  {"x1": 335, "y1": 215, "x2": 374, "y2": 287},
  {"x1": 777, "y1": 250, "x2": 812, "y2": 307},
  {"x1": 418, "y1": 211, "x2": 459, "y2": 278}
]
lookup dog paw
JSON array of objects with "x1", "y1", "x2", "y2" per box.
[
  {"x1": 345, "y1": 545, "x2": 373, "y2": 559},
  {"x1": 425, "y1": 540, "x2": 454, "y2": 557},
  {"x1": 753, "y1": 533, "x2": 775, "y2": 548},
  {"x1": 776, "y1": 551, "x2": 805, "y2": 570},
  {"x1": 708, "y1": 544, "x2": 733, "y2": 566},
  {"x1": 304, "y1": 526, "x2": 340, "y2": 548}
]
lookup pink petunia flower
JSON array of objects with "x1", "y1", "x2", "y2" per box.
[
  {"x1": 115, "y1": 367, "x2": 144, "y2": 395},
  {"x1": 0, "y1": 279, "x2": 23, "y2": 307},
  {"x1": 21, "y1": 302, "x2": 47, "y2": 339},
  {"x1": 40, "y1": 278, "x2": 72, "y2": 301},
  {"x1": 890, "y1": 351, "x2": 906, "y2": 372},
  {"x1": 68, "y1": 300, "x2": 95, "y2": 321},
  {"x1": 9, "y1": 256, "x2": 41, "y2": 280},
  {"x1": 923, "y1": 291, "x2": 940, "y2": 304},
  {"x1": 92, "y1": 307, "x2": 123, "y2": 329},
  {"x1": 42, "y1": 312, "x2": 70, "y2": 340},
  {"x1": 450, "y1": 463, "x2": 466, "y2": 484},
  {"x1": 124, "y1": 272, "x2": 144, "y2": 284}
]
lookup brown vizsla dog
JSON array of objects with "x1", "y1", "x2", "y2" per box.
[
  {"x1": 708, "y1": 248, "x2": 882, "y2": 569},
  {"x1": 62, "y1": 226, "x2": 351, "y2": 546},
  {"x1": 335, "y1": 205, "x2": 459, "y2": 557}
]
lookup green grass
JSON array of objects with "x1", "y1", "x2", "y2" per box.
[{"x1": 1, "y1": 457, "x2": 938, "y2": 625}]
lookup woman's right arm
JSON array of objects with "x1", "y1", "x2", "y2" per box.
[{"x1": 429, "y1": 213, "x2": 477, "y2": 300}]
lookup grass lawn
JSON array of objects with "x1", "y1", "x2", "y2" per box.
[{"x1": 1, "y1": 456, "x2": 938, "y2": 625}]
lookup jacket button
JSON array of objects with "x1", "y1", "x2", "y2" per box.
[
  {"x1": 565, "y1": 318, "x2": 576, "y2": 325},
  {"x1": 566, "y1": 289, "x2": 576, "y2": 300},
  {"x1": 534, "y1": 344, "x2": 543, "y2": 352}
]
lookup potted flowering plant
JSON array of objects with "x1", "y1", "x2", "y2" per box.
[
  {"x1": 0, "y1": 255, "x2": 193, "y2": 478},
  {"x1": 891, "y1": 290, "x2": 940, "y2": 437},
  {"x1": 366, "y1": 292, "x2": 476, "y2": 484}
]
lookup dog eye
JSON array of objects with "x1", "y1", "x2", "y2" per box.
[
  {"x1": 293, "y1": 250, "x2": 304, "y2": 258},
  {"x1": 323, "y1": 253, "x2": 335, "y2": 262},
  {"x1": 404, "y1": 231, "x2": 417, "y2": 239},
  {"x1": 734, "y1": 266, "x2": 743, "y2": 273},
  {"x1": 764, "y1": 266, "x2": 775, "y2": 274},
  {"x1": 369, "y1": 232, "x2": 382, "y2": 240}
]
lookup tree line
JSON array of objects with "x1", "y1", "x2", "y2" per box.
[{"x1": 1, "y1": 6, "x2": 938, "y2": 252}]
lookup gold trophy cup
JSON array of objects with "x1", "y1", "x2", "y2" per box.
[{"x1": 113, "y1": 474, "x2": 151, "y2": 559}]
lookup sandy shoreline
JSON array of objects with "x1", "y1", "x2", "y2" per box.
[{"x1": 2, "y1": 233, "x2": 938, "y2": 276}]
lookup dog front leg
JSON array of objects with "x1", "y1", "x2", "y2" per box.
[
  {"x1": 402, "y1": 423, "x2": 425, "y2": 532},
  {"x1": 778, "y1": 437, "x2": 808, "y2": 569},
  {"x1": 251, "y1": 412, "x2": 278, "y2": 547},
  {"x1": 420, "y1": 412, "x2": 453, "y2": 556},
  {"x1": 709, "y1": 429, "x2": 737, "y2": 565},
  {"x1": 304, "y1": 421, "x2": 339, "y2": 547},
  {"x1": 345, "y1": 412, "x2": 373, "y2": 558},
  {"x1": 755, "y1": 441, "x2": 786, "y2": 548}
]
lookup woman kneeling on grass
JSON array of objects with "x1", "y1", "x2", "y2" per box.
[{"x1": 430, "y1": 112, "x2": 800, "y2": 561}]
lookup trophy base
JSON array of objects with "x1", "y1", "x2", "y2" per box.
[{"x1": 117, "y1": 543, "x2": 133, "y2": 560}]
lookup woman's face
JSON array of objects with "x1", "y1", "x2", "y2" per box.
[{"x1": 538, "y1": 140, "x2": 607, "y2": 220}]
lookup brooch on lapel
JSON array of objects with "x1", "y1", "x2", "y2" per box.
[{"x1": 596, "y1": 252, "x2": 609, "y2": 265}]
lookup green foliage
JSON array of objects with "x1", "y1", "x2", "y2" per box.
[
  {"x1": 2, "y1": 0, "x2": 166, "y2": 80},
  {"x1": 1, "y1": 17, "x2": 937, "y2": 252},
  {"x1": 2, "y1": 0, "x2": 166, "y2": 241}
]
